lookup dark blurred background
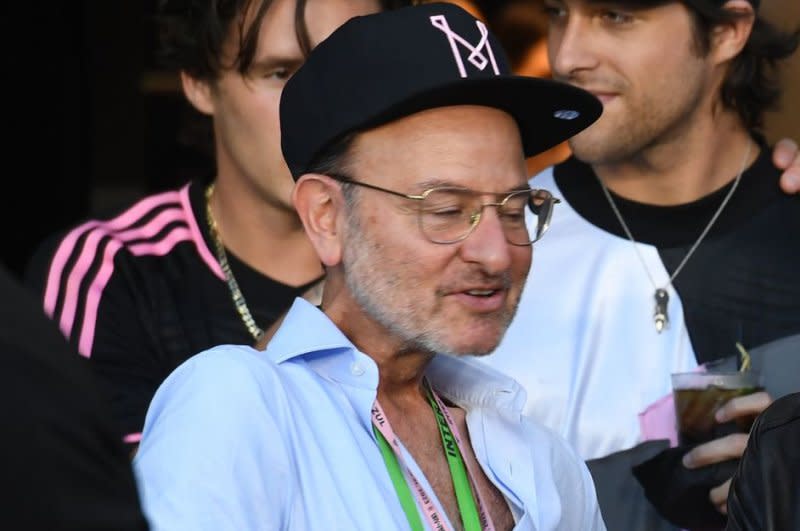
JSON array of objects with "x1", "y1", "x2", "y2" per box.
[{"x1": 3, "y1": 0, "x2": 799, "y2": 280}]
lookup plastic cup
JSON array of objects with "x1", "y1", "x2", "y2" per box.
[{"x1": 671, "y1": 370, "x2": 763, "y2": 446}]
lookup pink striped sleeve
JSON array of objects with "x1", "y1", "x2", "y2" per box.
[{"x1": 43, "y1": 190, "x2": 183, "y2": 318}]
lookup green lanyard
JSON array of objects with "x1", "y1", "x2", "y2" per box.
[
  {"x1": 373, "y1": 424, "x2": 426, "y2": 531},
  {"x1": 427, "y1": 387, "x2": 483, "y2": 531},
  {"x1": 372, "y1": 384, "x2": 485, "y2": 531}
]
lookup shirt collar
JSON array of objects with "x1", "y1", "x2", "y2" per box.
[
  {"x1": 266, "y1": 298, "x2": 355, "y2": 363},
  {"x1": 266, "y1": 297, "x2": 527, "y2": 416},
  {"x1": 263, "y1": 298, "x2": 374, "y2": 389},
  {"x1": 427, "y1": 355, "x2": 527, "y2": 415}
]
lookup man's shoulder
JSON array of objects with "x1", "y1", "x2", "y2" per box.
[
  {"x1": 24, "y1": 181, "x2": 208, "y2": 306},
  {"x1": 161, "y1": 344, "x2": 279, "y2": 395},
  {"x1": 27, "y1": 182, "x2": 201, "y2": 270},
  {"x1": 143, "y1": 345, "x2": 285, "y2": 432}
]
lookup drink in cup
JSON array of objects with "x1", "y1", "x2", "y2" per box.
[{"x1": 671, "y1": 370, "x2": 763, "y2": 446}]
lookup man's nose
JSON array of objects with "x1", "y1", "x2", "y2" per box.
[
  {"x1": 549, "y1": 14, "x2": 598, "y2": 81},
  {"x1": 458, "y1": 207, "x2": 514, "y2": 274}
]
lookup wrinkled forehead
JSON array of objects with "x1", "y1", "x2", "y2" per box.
[{"x1": 349, "y1": 106, "x2": 528, "y2": 190}]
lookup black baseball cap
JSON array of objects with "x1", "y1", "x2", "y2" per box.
[{"x1": 280, "y1": 2, "x2": 603, "y2": 180}]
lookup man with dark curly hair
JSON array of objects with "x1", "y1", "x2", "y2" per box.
[
  {"x1": 24, "y1": 0, "x2": 413, "y2": 454},
  {"x1": 483, "y1": 0, "x2": 800, "y2": 529}
]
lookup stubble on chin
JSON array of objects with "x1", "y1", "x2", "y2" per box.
[
  {"x1": 436, "y1": 290, "x2": 524, "y2": 358},
  {"x1": 567, "y1": 118, "x2": 639, "y2": 166}
]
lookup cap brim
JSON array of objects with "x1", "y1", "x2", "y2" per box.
[{"x1": 353, "y1": 75, "x2": 603, "y2": 158}]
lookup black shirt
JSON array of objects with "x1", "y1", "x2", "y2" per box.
[{"x1": 24, "y1": 181, "x2": 321, "y2": 441}]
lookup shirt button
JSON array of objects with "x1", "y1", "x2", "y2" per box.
[{"x1": 350, "y1": 362, "x2": 365, "y2": 376}]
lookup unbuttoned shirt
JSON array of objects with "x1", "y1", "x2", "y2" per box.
[{"x1": 133, "y1": 299, "x2": 606, "y2": 531}]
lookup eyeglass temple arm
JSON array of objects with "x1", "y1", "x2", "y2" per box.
[{"x1": 326, "y1": 173, "x2": 426, "y2": 201}]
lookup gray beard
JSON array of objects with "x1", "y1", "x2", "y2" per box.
[{"x1": 341, "y1": 209, "x2": 517, "y2": 357}]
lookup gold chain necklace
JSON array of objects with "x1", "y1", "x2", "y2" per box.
[
  {"x1": 597, "y1": 143, "x2": 751, "y2": 333},
  {"x1": 205, "y1": 183, "x2": 265, "y2": 342}
]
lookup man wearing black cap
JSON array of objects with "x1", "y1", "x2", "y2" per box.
[
  {"x1": 482, "y1": 0, "x2": 800, "y2": 529},
  {"x1": 133, "y1": 3, "x2": 607, "y2": 529}
]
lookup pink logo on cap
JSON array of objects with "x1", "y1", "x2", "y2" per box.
[{"x1": 430, "y1": 14, "x2": 499, "y2": 78}]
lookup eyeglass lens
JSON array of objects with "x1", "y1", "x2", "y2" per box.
[{"x1": 418, "y1": 188, "x2": 554, "y2": 245}]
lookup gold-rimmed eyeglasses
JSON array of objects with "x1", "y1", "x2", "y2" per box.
[{"x1": 328, "y1": 173, "x2": 560, "y2": 245}]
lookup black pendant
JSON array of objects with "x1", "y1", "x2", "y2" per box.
[{"x1": 654, "y1": 288, "x2": 669, "y2": 333}]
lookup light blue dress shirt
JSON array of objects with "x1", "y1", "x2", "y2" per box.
[{"x1": 134, "y1": 298, "x2": 606, "y2": 530}]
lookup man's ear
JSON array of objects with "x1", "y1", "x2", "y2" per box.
[
  {"x1": 711, "y1": 0, "x2": 756, "y2": 65},
  {"x1": 292, "y1": 174, "x2": 344, "y2": 267},
  {"x1": 180, "y1": 70, "x2": 215, "y2": 116}
]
